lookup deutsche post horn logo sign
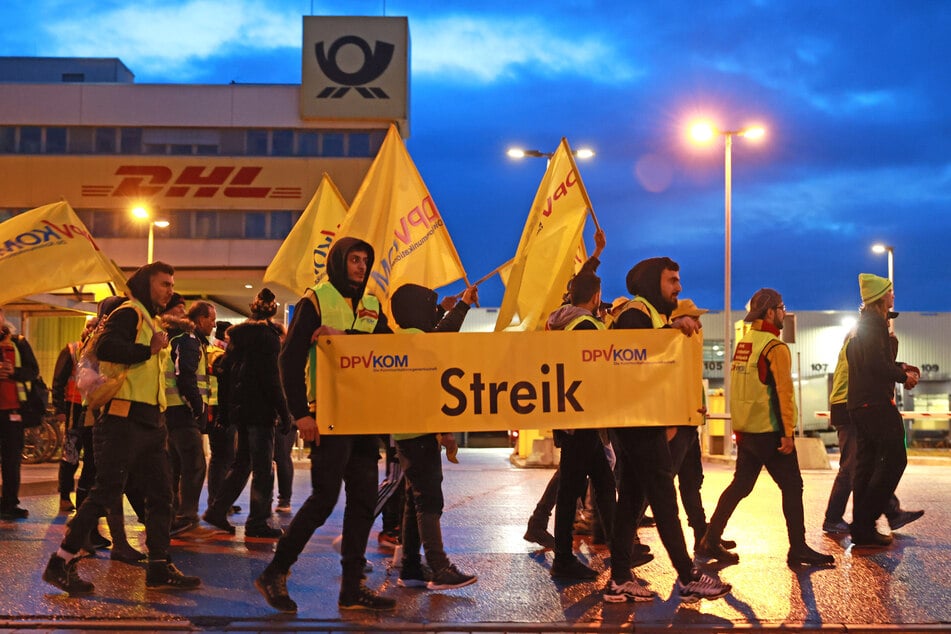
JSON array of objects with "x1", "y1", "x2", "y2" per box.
[{"x1": 315, "y1": 35, "x2": 394, "y2": 99}]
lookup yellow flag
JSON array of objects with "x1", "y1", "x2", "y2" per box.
[
  {"x1": 335, "y1": 124, "x2": 467, "y2": 305},
  {"x1": 0, "y1": 201, "x2": 128, "y2": 305},
  {"x1": 263, "y1": 173, "x2": 348, "y2": 294},
  {"x1": 495, "y1": 139, "x2": 594, "y2": 331}
]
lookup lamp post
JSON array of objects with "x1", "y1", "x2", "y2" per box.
[
  {"x1": 871, "y1": 243, "x2": 894, "y2": 284},
  {"x1": 689, "y1": 121, "x2": 765, "y2": 436},
  {"x1": 131, "y1": 206, "x2": 169, "y2": 263},
  {"x1": 506, "y1": 146, "x2": 596, "y2": 163}
]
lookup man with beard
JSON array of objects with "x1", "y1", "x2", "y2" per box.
[
  {"x1": 699, "y1": 288, "x2": 834, "y2": 567},
  {"x1": 43, "y1": 261, "x2": 201, "y2": 595},
  {"x1": 605, "y1": 257, "x2": 731, "y2": 604},
  {"x1": 255, "y1": 237, "x2": 393, "y2": 613}
]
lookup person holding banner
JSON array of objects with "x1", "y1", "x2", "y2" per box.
[
  {"x1": 700, "y1": 288, "x2": 834, "y2": 567},
  {"x1": 256, "y1": 237, "x2": 394, "y2": 614},
  {"x1": 545, "y1": 271, "x2": 619, "y2": 581},
  {"x1": 43, "y1": 262, "x2": 202, "y2": 595},
  {"x1": 606, "y1": 257, "x2": 731, "y2": 604}
]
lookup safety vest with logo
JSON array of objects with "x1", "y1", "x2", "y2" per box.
[
  {"x1": 164, "y1": 332, "x2": 210, "y2": 409},
  {"x1": 730, "y1": 328, "x2": 796, "y2": 433},
  {"x1": 613, "y1": 296, "x2": 668, "y2": 329},
  {"x1": 305, "y1": 282, "x2": 381, "y2": 403},
  {"x1": 101, "y1": 299, "x2": 168, "y2": 410},
  {"x1": 0, "y1": 339, "x2": 28, "y2": 408}
]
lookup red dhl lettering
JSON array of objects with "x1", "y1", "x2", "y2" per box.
[{"x1": 82, "y1": 165, "x2": 302, "y2": 200}]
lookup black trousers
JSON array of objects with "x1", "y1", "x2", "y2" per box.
[
  {"x1": 0, "y1": 410, "x2": 24, "y2": 511},
  {"x1": 554, "y1": 429, "x2": 616, "y2": 557},
  {"x1": 610, "y1": 426, "x2": 693, "y2": 583},
  {"x1": 62, "y1": 409, "x2": 173, "y2": 561},
  {"x1": 668, "y1": 426, "x2": 707, "y2": 540},
  {"x1": 206, "y1": 416, "x2": 236, "y2": 506},
  {"x1": 397, "y1": 434, "x2": 451, "y2": 573},
  {"x1": 706, "y1": 430, "x2": 806, "y2": 549},
  {"x1": 851, "y1": 403, "x2": 907, "y2": 540},
  {"x1": 208, "y1": 424, "x2": 275, "y2": 530},
  {"x1": 271, "y1": 434, "x2": 379, "y2": 591}
]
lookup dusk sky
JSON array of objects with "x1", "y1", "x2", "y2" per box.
[{"x1": 3, "y1": 1, "x2": 949, "y2": 311}]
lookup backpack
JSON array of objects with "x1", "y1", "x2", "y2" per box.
[{"x1": 75, "y1": 303, "x2": 143, "y2": 410}]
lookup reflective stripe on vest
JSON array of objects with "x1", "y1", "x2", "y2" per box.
[
  {"x1": 566, "y1": 314, "x2": 606, "y2": 331},
  {"x1": 305, "y1": 283, "x2": 381, "y2": 403},
  {"x1": 165, "y1": 333, "x2": 210, "y2": 407},
  {"x1": 102, "y1": 299, "x2": 167, "y2": 409},
  {"x1": 730, "y1": 328, "x2": 792, "y2": 433},
  {"x1": 615, "y1": 296, "x2": 667, "y2": 329}
]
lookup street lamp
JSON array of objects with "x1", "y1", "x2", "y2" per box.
[
  {"x1": 871, "y1": 243, "x2": 894, "y2": 284},
  {"x1": 688, "y1": 120, "x2": 766, "y2": 424},
  {"x1": 506, "y1": 146, "x2": 596, "y2": 161},
  {"x1": 131, "y1": 205, "x2": 169, "y2": 263}
]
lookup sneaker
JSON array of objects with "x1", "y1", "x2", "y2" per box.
[
  {"x1": 169, "y1": 518, "x2": 199, "y2": 536},
  {"x1": 110, "y1": 544, "x2": 147, "y2": 563},
  {"x1": 551, "y1": 555, "x2": 597, "y2": 580},
  {"x1": 255, "y1": 566, "x2": 297, "y2": 613},
  {"x1": 787, "y1": 545, "x2": 835, "y2": 567},
  {"x1": 338, "y1": 584, "x2": 397, "y2": 611},
  {"x1": 146, "y1": 561, "x2": 201, "y2": 590},
  {"x1": 523, "y1": 525, "x2": 556, "y2": 550},
  {"x1": 397, "y1": 563, "x2": 429, "y2": 588},
  {"x1": 677, "y1": 571, "x2": 731, "y2": 603},
  {"x1": 202, "y1": 510, "x2": 236, "y2": 534},
  {"x1": 275, "y1": 499, "x2": 292, "y2": 513},
  {"x1": 377, "y1": 530, "x2": 400, "y2": 551},
  {"x1": 0, "y1": 506, "x2": 29, "y2": 520},
  {"x1": 822, "y1": 520, "x2": 851, "y2": 533},
  {"x1": 888, "y1": 509, "x2": 924, "y2": 531},
  {"x1": 695, "y1": 536, "x2": 739, "y2": 564},
  {"x1": 43, "y1": 553, "x2": 94, "y2": 595},
  {"x1": 603, "y1": 579, "x2": 654, "y2": 603},
  {"x1": 245, "y1": 525, "x2": 284, "y2": 539},
  {"x1": 59, "y1": 498, "x2": 75, "y2": 514},
  {"x1": 427, "y1": 564, "x2": 477, "y2": 590}
]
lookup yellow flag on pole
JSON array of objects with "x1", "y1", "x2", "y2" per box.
[
  {"x1": 263, "y1": 173, "x2": 349, "y2": 294},
  {"x1": 335, "y1": 124, "x2": 467, "y2": 304},
  {"x1": 494, "y1": 138, "x2": 594, "y2": 331},
  {"x1": 0, "y1": 201, "x2": 128, "y2": 305}
]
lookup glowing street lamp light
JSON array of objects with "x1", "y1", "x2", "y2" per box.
[
  {"x1": 131, "y1": 205, "x2": 169, "y2": 263},
  {"x1": 506, "y1": 146, "x2": 596, "y2": 162},
  {"x1": 871, "y1": 243, "x2": 894, "y2": 284},
  {"x1": 688, "y1": 119, "x2": 766, "y2": 428}
]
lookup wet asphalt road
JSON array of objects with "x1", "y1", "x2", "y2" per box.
[{"x1": 1, "y1": 448, "x2": 949, "y2": 632}]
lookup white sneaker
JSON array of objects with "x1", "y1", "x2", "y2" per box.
[
  {"x1": 603, "y1": 579, "x2": 654, "y2": 603},
  {"x1": 677, "y1": 571, "x2": 731, "y2": 603}
]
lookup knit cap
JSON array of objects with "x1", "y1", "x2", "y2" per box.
[{"x1": 859, "y1": 273, "x2": 892, "y2": 304}]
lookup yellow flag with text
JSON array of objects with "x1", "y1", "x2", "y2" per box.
[
  {"x1": 0, "y1": 201, "x2": 128, "y2": 305},
  {"x1": 495, "y1": 139, "x2": 593, "y2": 331},
  {"x1": 264, "y1": 173, "x2": 348, "y2": 294},
  {"x1": 334, "y1": 124, "x2": 467, "y2": 305}
]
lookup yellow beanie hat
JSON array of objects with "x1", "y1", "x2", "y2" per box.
[{"x1": 859, "y1": 273, "x2": 892, "y2": 304}]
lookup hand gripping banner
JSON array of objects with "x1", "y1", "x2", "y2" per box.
[{"x1": 315, "y1": 329, "x2": 704, "y2": 435}]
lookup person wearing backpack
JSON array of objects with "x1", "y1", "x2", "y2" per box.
[
  {"x1": 0, "y1": 307, "x2": 40, "y2": 520},
  {"x1": 43, "y1": 261, "x2": 201, "y2": 595}
]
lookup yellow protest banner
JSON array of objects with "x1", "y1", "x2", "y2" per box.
[
  {"x1": 263, "y1": 173, "x2": 349, "y2": 294},
  {"x1": 495, "y1": 139, "x2": 594, "y2": 332},
  {"x1": 0, "y1": 200, "x2": 128, "y2": 305},
  {"x1": 315, "y1": 329, "x2": 703, "y2": 434}
]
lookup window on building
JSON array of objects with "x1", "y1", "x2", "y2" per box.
[
  {"x1": 272, "y1": 129, "x2": 294, "y2": 156},
  {"x1": 121, "y1": 128, "x2": 143, "y2": 154},
  {"x1": 271, "y1": 211, "x2": 295, "y2": 239},
  {"x1": 298, "y1": 131, "x2": 319, "y2": 156},
  {"x1": 195, "y1": 211, "x2": 217, "y2": 238},
  {"x1": 246, "y1": 212, "x2": 267, "y2": 238},
  {"x1": 166, "y1": 212, "x2": 191, "y2": 239},
  {"x1": 46, "y1": 127, "x2": 67, "y2": 153},
  {"x1": 323, "y1": 133, "x2": 345, "y2": 157},
  {"x1": 0, "y1": 127, "x2": 15, "y2": 153},
  {"x1": 349, "y1": 133, "x2": 372, "y2": 157},
  {"x1": 169, "y1": 144, "x2": 193, "y2": 155},
  {"x1": 217, "y1": 212, "x2": 244, "y2": 238},
  {"x1": 69, "y1": 128, "x2": 94, "y2": 153},
  {"x1": 220, "y1": 130, "x2": 244, "y2": 155},
  {"x1": 247, "y1": 130, "x2": 268, "y2": 156},
  {"x1": 95, "y1": 128, "x2": 117, "y2": 154},
  {"x1": 196, "y1": 144, "x2": 218, "y2": 155},
  {"x1": 62, "y1": 73, "x2": 85, "y2": 82},
  {"x1": 19, "y1": 127, "x2": 41, "y2": 153}
]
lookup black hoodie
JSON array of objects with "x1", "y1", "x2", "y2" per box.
[
  {"x1": 390, "y1": 283, "x2": 470, "y2": 333},
  {"x1": 279, "y1": 238, "x2": 391, "y2": 420},
  {"x1": 615, "y1": 257, "x2": 678, "y2": 330}
]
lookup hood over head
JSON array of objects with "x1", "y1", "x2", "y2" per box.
[
  {"x1": 625, "y1": 256, "x2": 678, "y2": 316},
  {"x1": 327, "y1": 237, "x2": 375, "y2": 300},
  {"x1": 390, "y1": 283, "x2": 440, "y2": 331}
]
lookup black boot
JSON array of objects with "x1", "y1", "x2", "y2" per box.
[{"x1": 146, "y1": 559, "x2": 201, "y2": 590}]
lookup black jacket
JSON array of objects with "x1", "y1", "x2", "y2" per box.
[
  {"x1": 218, "y1": 319, "x2": 290, "y2": 429},
  {"x1": 846, "y1": 310, "x2": 908, "y2": 410}
]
